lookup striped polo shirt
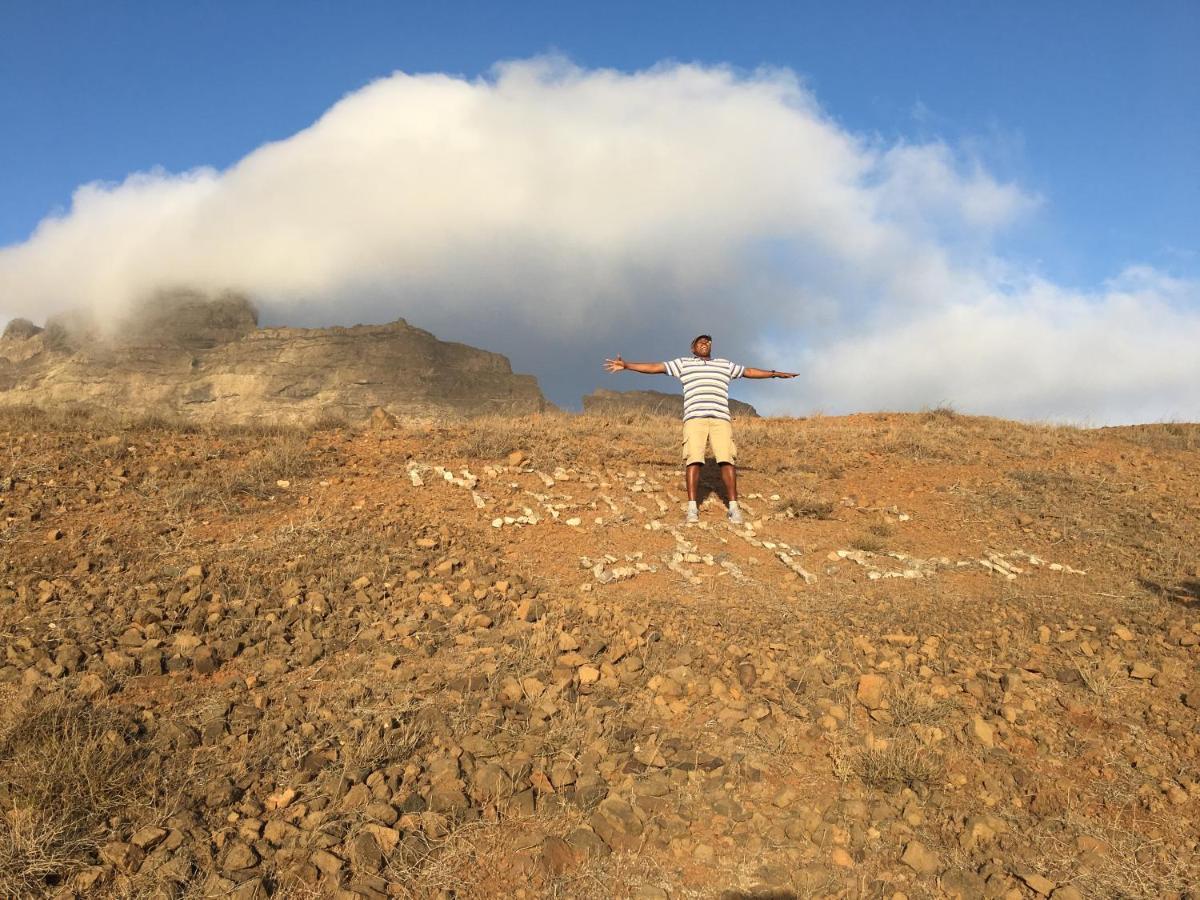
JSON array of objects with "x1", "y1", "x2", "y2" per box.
[{"x1": 663, "y1": 357, "x2": 746, "y2": 421}]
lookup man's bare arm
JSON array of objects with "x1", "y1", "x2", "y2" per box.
[
  {"x1": 743, "y1": 367, "x2": 798, "y2": 379},
  {"x1": 604, "y1": 356, "x2": 667, "y2": 374}
]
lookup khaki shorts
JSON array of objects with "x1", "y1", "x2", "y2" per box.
[{"x1": 682, "y1": 418, "x2": 737, "y2": 466}]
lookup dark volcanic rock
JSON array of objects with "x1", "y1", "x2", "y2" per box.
[
  {"x1": 582, "y1": 388, "x2": 758, "y2": 418},
  {"x1": 1, "y1": 290, "x2": 551, "y2": 422}
]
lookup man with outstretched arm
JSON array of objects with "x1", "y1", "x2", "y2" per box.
[{"x1": 603, "y1": 334, "x2": 796, "y2": 524}]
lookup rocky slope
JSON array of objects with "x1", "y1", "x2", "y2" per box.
[
  {"x1": 582, "y1": 388, "x2": 758, "y2": 419},
  {"x1": 0, "y1": 409, "x2": 1197, "y2": 899},
  {"x1": 0, "y1": 292, "x2": 549, "y2": 423}
]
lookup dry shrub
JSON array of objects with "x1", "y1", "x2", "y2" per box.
[
  {"x1": 273, "y1": 710, "x2": 431, "y2": 813},
  {"x1": 307, "y1": 412, "x2": 350, "y2": 432},
  {"x1": 1073, "y1": 657, "x2": 1126, "y2": 703},
  {"x1": 921, "y1": 404, "x2": 959, "y2": 420},
  {"x1": 0, "y1": 699, "x2": 156, "y2": 895},
  {"x1": 244, "y1": 431, "x2": 314, "y2": 482},
  {"x1": 456, "y1": 426, "x2": 527, "y2": 460},
  {"x1": 383, "y1": 820, "x2": 503, "y2": 898},
  {"x1": 849, "y1": 533, "x2": 886, "y2": 553},
  {"x1": 775, "y1": 492, "x2": 836, "y2": 520},
  {"x1": 846, "y1": 739, "x2": 942, "y2": 791},
  {"x1": 335, "y1": 716, "x2": 429, "y2": 783},
  {"x1": 888, "y1": 684, "x2": 954, "y2": 727}
]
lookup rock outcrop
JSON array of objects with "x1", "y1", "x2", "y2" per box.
[
  {"x1": 582, "y1": 387, "x2": 758, "y2": 418},
  {"x1": 0, "y1": 290, "x2": 550, "y2": 422},
  {"x1": 1, "y1": 318, "x2": 42, "y2": 341}
]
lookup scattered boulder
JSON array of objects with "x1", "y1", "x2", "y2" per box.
[
  {"x1": 900, "y1": 840, "x2": 940, "y2": 877},
  {"x1": 856, "y1": 673, "x2": 887, "y2": 709}
]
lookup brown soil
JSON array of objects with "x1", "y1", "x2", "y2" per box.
[{"x1": 1, "y1": 407, "x2": 1197, "y2": 899}]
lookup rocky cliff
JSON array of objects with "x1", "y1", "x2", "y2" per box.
[
  {"x1": 0, "y1": 291, "x2": 550, "y2": 422},
  {"x1": 582, "y1": 387, "x2": 758, "y2": 418}
]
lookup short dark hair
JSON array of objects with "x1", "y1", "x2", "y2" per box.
[{"x1": 691, "y1": 334, "x2": 712, "y2": 349}]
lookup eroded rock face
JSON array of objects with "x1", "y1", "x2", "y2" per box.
[
  {"x1": 40, "y1": 290, "x2": 260, "y2": 352},
  {"x1": 0, "y1": 291, "x2": 550, "y2": 422},
  {"x1": 582, "y1": 387, "x2": 758, "y2": 418},
  {"x1": 1, "y1": 318, "x2": 42, "y2": 341}
]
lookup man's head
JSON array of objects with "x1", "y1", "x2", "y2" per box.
[{"x1": 691, "y1": 334, "x2": 712, "y2": 358}]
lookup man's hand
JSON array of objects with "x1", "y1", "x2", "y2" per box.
[{"x1": 604, "y1": 355, "x2": 626, "y2": 373}]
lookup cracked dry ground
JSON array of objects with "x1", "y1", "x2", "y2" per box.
[{"x1": 1, "y1": 410, "x2": 1199, "y2": 899}]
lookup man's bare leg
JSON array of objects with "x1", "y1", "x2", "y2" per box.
[
  {"x1": 719, "y1": 462, "x2": 738, "y2": 502},
  {"x1": 720, "y1": 463, "x2": 743, "y2": 523},
  {"x1": 685, "y1": 463, "x2": 702, "y2": 522}
]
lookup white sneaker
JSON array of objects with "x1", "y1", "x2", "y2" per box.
[
  {"x1": 728, "y1": 507, "x2": 744, "y2": 525},
  {"x1": 686, "y1": 507, "x2": 699, "y2": 524}
]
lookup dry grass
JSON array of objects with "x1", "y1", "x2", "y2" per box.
[
  {"x1": 887, "y1": 683, "x2": 954, "y2": 727},
  {"x1": 307, "y1": 412, "x2": 350, "y2": 432},
  {"x1": 382, "y1": 818, "x2": 525, "y2": 899},
  {"x1": 148, "y1": 430, "x2": 319, "y2": 512},
  {"x1": 237, "y1": 432, "x2": 316, "y2": 483},
  {"x1": 455, "y1": 425, "x2": 532, "y2": 460},
  {"x1": 921, "y1": 404, "x2": 960, "y2": 420},
  {"x1": 448, "y1": 413, "x2": 597, "y2": 466},
  {"x1": 849, "y1": 533, "x2": 886, "y2": 553},
  {"x1": 0, "y1": 403, "x2": 202, "y2": 436},
  {"x1": 0, "y1": 403, "x2": 104, "y2": 433},
  {"x1": 333, "y1": 716, "x2": 429, "y2": 787},
  {"x1": 1105, "y1": 422, "x2": 1200, "y2": 452},
  {"x1": 0, "y1": 403, "x2": 324, "y2": 439},
  {"x1": 0, "y1": 699, "x2": 160, "y2": 896},
  {"x1": 774, "y1": 491, "x2": 836, "y2": 520},
  {"x1": 1073, "y1": 657, "x2": 1127, "y2": 704},
  {"x1": 1007, "y1": 468, "x2": 1083, "y2": 490},
  {"x1": 843, "y1": 739, "x2": 944, "y2": 791},
  {"x1": 880, "y1": 423, "x2": 962, "y2": 462},
  {"x1": 1039, "y1": 809, "x2": 1200, "y2": 899},
  {"x1": 379, "y1": 809, "x2": 679, "y2": 900}
]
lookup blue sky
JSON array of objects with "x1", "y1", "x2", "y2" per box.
[
  {"x1": 3, "y1": 1, "x2": 1195, "y2": 283},
  {"x1": 1, "y1": 1, "x2": 1198, "y2": 422}
]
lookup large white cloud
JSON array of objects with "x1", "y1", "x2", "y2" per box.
[
  {"x1": 1, "y1": 57, "x2": 1195, "y2": 423},
  {"x1": 780, "y1": 269, "x2": 1200, "y2": 423}
]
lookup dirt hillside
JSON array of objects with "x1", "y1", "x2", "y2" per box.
[{"x1": 1, "y1": 407, "x2": 1197, "y2": 899}]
